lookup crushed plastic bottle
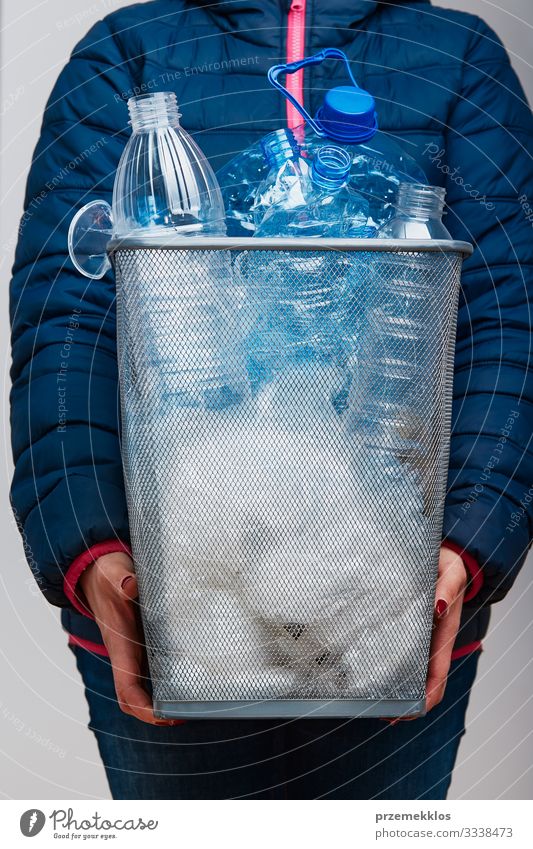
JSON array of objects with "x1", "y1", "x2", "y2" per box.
[
  {"x1": 254, "y1": 143, "x2": 370, "y2": 238},
  {"x1": 252, "y1": 129, "x2": 308, "y2": 216},
  {"x1": 212, "y1": 141, "x2": 270, "y2": 237},
  {"x1": 217, "y1": 48, "x2": 427, "y2": 237}
]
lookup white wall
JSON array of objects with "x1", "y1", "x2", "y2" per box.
[{"x1": 1, "y1": 0, "x2": 532, "y2": 799}]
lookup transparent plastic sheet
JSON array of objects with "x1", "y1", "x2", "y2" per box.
[{"x1": 112, "y1": 241, "x2": 466, "y2": 717}]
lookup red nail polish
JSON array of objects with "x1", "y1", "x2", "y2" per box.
[{"x1": 435, "y1": 598, "x2": 448, "y2": 618}]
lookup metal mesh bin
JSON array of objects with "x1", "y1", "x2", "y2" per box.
[{"x1": 110, "y1": 236, "x2": 472, "y2": 719}]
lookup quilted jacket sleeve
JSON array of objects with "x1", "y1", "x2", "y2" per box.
[
  {"x1": 441, "y1": 17, "x2": 533, "y2": 604},
  {"x1": 9, "y1": 17, "x2": 137, "y2": 607}
]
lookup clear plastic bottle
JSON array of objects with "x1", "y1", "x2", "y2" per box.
[
  {"x1": 215, "y1": 141, "x2": 272, "y2": 238},
  {"x1": 217, "y1": 125, "x2": 425, "y2": 238},
  {"x1": 68, "y1": 93, "x2": 250, "y2": 412},
  {"x1": 378, "y1": 183, "x2": 450, "y2": 239},
  {"x1": 113, "y1": 91, "x2": 225, "y2": 238},
  {"x1": 244, "y1": 147, "x2": 365, "y2": 384},
  {"x1": 303, "y1": 129, "x2": 426, "y2": 234},
  {"x1": 254, "y1": 143, "x2": 369, "y2": 238},
  {"x1": 216, "y1": 127, "x2": 308, "y2": 238},
  {"x1": 348, "y1": 183, "x2": 451, "y2": 490},
  {"x1": 68, "y1": 91, "x2": 226, "y2": 278},
  {"x1": 252, "y1": 129, "x2": 309, "y2": 226}
]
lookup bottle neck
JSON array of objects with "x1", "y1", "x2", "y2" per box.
[
  {"x1": 128, "y1": 92, "x2": 181, "y2": 132},
  {"x1": 261, "y1": 129, "x2": 300, "y2": 167},
  {"x1": 396, "y1": 184, "x2": 446, "y2": 221},
  {"x1": 310, "y1": 145, "x2": 351, "y2": 191}
]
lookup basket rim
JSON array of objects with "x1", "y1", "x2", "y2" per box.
[
  {"x1": 108, "y1": 235, "x2": 473, "y2": 256},
  {"x1": 153, "y1": 697, "x2": 426, "y2": 719}
]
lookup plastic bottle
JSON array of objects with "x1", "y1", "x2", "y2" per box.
[
  {"x1": 347, "y1": 183, "x2": 451, "y2": 495},
  {"x1": 252, "y1": 129, "x2": 308, "y2": 226},
  {"x1": 217, "y1": 48, "x2": 427, "y2": 236},
  {"x1": 215, "y1": 141, "x2": 272, "y2": 237},
  {"x1": 247, "y1": 144, "x2": 372, "y2": 396},
  {"x1": 68, "y1": 93, "x2": 249, "y2": 412},
  {"x1": 377, "y1": 183, "x2": 451, "y2": 239},
  {"x1": 254, "y1": 143, "x2": 370, "y2": 238},
  {"x1": 113, "y1": 91, "x2": 225, "y2": 239},
  {"x1": 68, "y1": 91, "x2": 226, "y2": 278}
]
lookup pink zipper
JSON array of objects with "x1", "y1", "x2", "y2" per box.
[{"x1": 286, "y1": 0, "x2": 306, "y2": 128}]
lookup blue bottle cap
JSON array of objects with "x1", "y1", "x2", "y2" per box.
[{"x1": 315, "y1": 85, "x2": 378, "y2": 143}]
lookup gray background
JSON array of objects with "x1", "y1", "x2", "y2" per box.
[{"x1": 0, "y1": 0, "x2": 532, "y2": 799}]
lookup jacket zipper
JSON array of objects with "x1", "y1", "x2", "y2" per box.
[{"x1": 286, "y1": 0, "x2": 306, "y2": 128}]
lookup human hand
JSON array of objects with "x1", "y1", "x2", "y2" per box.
[
  {"x1": 385, "y1": 544, "x2": 468, "y2": 724},
  {"x1": 424, "y1": 544, "x2": 468, "y2": 712},
  {"x1": 79, "y1": 551, "x2": 179, "y2": 725}
]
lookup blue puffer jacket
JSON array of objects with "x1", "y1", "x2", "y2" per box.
[{"x1": 9, "y1": 0, "x2": 533, "y2": 654}]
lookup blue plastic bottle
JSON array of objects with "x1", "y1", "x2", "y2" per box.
[
  {"x1": 217, "y1": 48, "x2": 427, "y2": 237},
  {"x1": 243, "y1": 146, "x2": 366, "y2": 390},
  {"x1": 252, "y1": 129, "x2": 308, "y2": 225},
  {"x1": 254, "y1": 143, "x2": 370, "y2": 237}
]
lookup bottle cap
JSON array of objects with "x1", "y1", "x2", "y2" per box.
[
  {"x1": 315, "y1": 85, "x2": 378, "y2": 143},
  {"x1": 268, "y1": 50, "x2": 379, "y2": 144}
]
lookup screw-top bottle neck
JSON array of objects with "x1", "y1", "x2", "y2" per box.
[
  {"x1": 310, "y1": 145, "x2": 351, "y2": 190},
  {"x1": 261, "y1": 129, "x2": 300, "y2": 168},
  {"x1": 397, "y1": 183, "x2": 446, "y2": 220},
  {"x1": 128, "y1": 92, "x2": 181, "y2": 132}
]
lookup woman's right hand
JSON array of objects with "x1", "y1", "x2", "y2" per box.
[{"x1": 78, "y1": 551, "x2": 179, "y2": 725}]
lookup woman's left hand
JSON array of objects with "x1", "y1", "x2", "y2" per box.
[
  {"x1": 425, "y1": 544, "x2": 468, "y2": 712},
  {"x1": 389, "y1": 545, "x2": 468, "y2": 723}
]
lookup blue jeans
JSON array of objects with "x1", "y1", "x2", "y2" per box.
[{"x1": 71, "y1": 644, "x2": 479, "y2": 800}]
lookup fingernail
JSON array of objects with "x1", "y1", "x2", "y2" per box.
[
  {"x1": 120, "y1": 575, "x2": 134, "y2": 590},
  {"x1": 435, "y1": 598, "x2": 448, "y2": 618}
]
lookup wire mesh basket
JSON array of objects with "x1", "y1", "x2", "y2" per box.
[{"x1": 110, "y1": 236, "x2": 472, "y2": 719}]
